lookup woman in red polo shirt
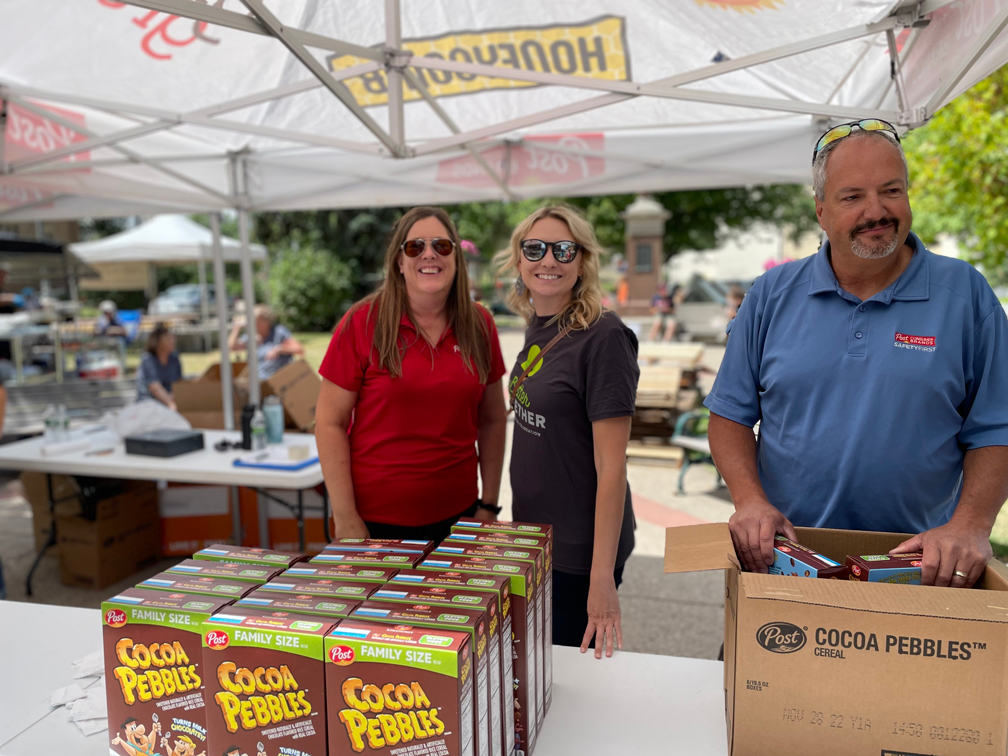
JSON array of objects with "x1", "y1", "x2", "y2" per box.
[{"x1": 316, "y1": 206, "x2": 508, "y2": 542}]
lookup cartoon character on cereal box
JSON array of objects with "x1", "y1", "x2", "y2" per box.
[
  {"x1": 222, "y1": 744, "x2": 268, "y2": 756},
  {"x1": 112, "y1": 716, "x2": 162, "y2": 756},
  {"x1": 160, "y1": 733, "x2": 205, "y2": 756}
]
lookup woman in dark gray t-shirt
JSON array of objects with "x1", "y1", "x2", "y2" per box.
[
  {"x1": 496, "y1": 205, "x2": 639, "y2": 659},
  {"x1": 136, "y1": 324, "x2": 183, "y2": 410}
]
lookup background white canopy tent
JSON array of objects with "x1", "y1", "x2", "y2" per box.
[{"x1": 1, "y1": 0, "x2": 1007, "y2": 419}]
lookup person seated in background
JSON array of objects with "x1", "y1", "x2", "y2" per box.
[
  {"x1": 647, "y1": 283, "x2": 682, "y2": 342},
  {"x1": 228, "y1": 304, "x2": 304, "y2": 380},
  {"x1": 96, "y1": 300, "x2": 127, "y2": 337},
  {"x1": 136, "y1": 324, "x2": 182, "y2": 410},
  {"x1": 725, "y1": 284, "x2": 745, "y2": 321}
]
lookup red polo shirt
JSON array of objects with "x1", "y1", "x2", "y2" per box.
[{"x1": 320, "y1": 303, "x2": 505, "y2": 526}]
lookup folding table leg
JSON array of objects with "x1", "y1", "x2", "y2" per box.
[
  {"x1": 297, "y1": 490, "x2": 305, "y2": 552},
  {"x1": 322, "y1": 488, "x2": 331, "y2": 543},
  {"x1": 26, "y1": 473, "x2": 56, "y2": 596}
]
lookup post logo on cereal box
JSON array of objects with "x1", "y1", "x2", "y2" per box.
[
  {"x1": 329, "y1": 645, "x2": 355, "y2": 665},
  {"x1": 205, "y1": 630, "x2": 230, "y2": 651},
  {"x1": 756, "y1": 622, "x2": 807, "y2": 653},
  {"x1": 105, "y1": 609, "x2": 127, "y2": 628}
]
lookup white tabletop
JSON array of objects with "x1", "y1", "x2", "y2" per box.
[
  {"x1": 0, "y1": 601, "x2": 727, "y2": 756},
  {"x1": 0, "y1": 429, "x2": 323, "y2": 490}
]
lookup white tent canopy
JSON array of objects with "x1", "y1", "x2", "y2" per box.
[
  {"x1": 68, "y1": 214, "x2": 266, "y2": 264},
  {"x1": 0, "y1": 0, "x2": 1006, "y2": 221}
]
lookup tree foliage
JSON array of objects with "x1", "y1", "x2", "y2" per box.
[
  {"x1": 904, "y1": 66, "x2": 1008, "y2": 272},
  {"x1": 268, "y1": 245, "x2": 353, "y2": 331}
]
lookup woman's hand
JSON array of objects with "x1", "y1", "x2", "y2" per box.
[
  {"x1": 330, "y1": 510, "x2": 370, "y2": 540},
  {"x1": 472, "y1": 506, "x2": 498, "y2": 522},
  {"x1": 581, "y1": 572, "x2": 622, "y2": 659}
]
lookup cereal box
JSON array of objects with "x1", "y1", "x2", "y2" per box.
[
  {"x1": 235, "y1": 590, "x2": 361, "y2": 619},
  {"x1": 768, "y1": 536, "x2": 849, "y2": 579},
  {"x1": 321, "y1": 538, "x2": 434, "y2": 555},
  {"x1": 136, "y1": 573, "x2": 256, "y2": 599},
  {"x1": 325, "y1": 619, "x2": 474, "y2": 756},
  {"x1": 282, "y1": 563, "x2": 399, "y2": 585},
  {"x1": 102, "y1": 587, "x2": 234, "y2": 756},
  {"x1": 388, "y1": 570, "x2": 514, "y2": 756},
  {"x1": 310, "y1": 549, "x2": 424, "y2": 568},
  {"x1": 419, "y1": 555, "x2": 537, "y2": 756},
  {"x1": 256, "y1": 576, "x2": 379, "y2": 602},
  {"x1": 847, "y1": 552, "x2": 924, "y2": 584},
  {"x1": 193, "y1": 544, "x2": 305, "y2": 568},
  {"x1": 165, "y1": 558, "x2": 284, "y2": 584},
  {"x1": 201, "y1": 611, "x2": 337, "y2": 756}
]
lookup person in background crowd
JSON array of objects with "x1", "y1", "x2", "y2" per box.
[
  {"x1": 497, "y1": 204, "x2": 640, "y2": 660},
  {"x1": 96, "y1": 300, "x2": 127, "y2": 337},
  {"x1": 725, "y1": 284, "x2": 745, "y2": 321},
  {"x1": 0, "y1": 263, "x2": 23, "y2": 314},
  {"x1": 136, "y1": 324, "x2": 182, "y2": 410},
  {"x1": 706, "y1": 119, "x2": 1008, "y2": 589},
  {"x1": 228, "y1": 304, "x2": 304, "y2": 380},
  {"x1": 316, "y1": 206, "x2": 507, "y2": 543}
]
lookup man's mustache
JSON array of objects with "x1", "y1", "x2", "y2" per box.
[{"x1": 850, "y1": 218, "x2": 899, "y2": 238}]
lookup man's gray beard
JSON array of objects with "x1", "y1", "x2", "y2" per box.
[{"x1": 850, "y1": 231, "x2": 899, "y2": 259}]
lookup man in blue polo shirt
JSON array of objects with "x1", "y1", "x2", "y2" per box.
[{"x1": 705, "y1": 119, "x2": 1008, "y2": 589}]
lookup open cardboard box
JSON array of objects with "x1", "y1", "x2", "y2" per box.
[
  {"x1": 173, "y1": 361, "x2": 245, "y2": 430},
  {"x1": 666, "y1": 523, "x2": 1008, "y2": 756},
  {"x1": 233, "y1": 359, "x2": 320, "y2": 431}
]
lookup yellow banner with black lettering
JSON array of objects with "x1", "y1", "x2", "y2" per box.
[{"x1": 327, "y1": 16, "x2": 630, "y2": 107}]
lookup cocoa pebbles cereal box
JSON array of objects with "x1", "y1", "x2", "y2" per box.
[
  {"x1": 767, "y1": 535, "x2": 849, "y2": 580},
  {"x1": 166, "y1": 558, "x2": 284, "y2": 584},
  {"x1": 193, "y1": 544, "x2": 306, "y2": 569},
  {"x1": 322, "y1": 538, "x2": 435, "y2": 556},
  {"x1": 350, "y1": 601, "x2": 496, "y2": 756},
  {"x1": 137, "y1": 573, "x2": 256, "y2": 600},
  {"x1": 257, "y1": 576, "x2": 379, "y2": 602},
  {"x1": 310, "y1": 549, "x2": 424, "y2": 569},
  {"x1": 847, "y1": 552, "x2": 925, "y2": 584},
  {"x1": 201, "y1": 611, "x2": 337, "y2": 756},
  {"x1": 102, "y1": 587, "x2": 235, "y2": 756},
  {"x1": 419, "y1": 555, "x2": 537, "y2": 756},
  {"x1": 388, "y1": 570, "x2": 514, "y2": 756},
  {"x1": 282, "y1": 563, "x2": 400, "y2": 585},
  {"x1": 235, "y1": 590, "x2": 361, "y2": 620},
  {"x1": 325, "y1": 619, "x2": 474, "y2": 756}
]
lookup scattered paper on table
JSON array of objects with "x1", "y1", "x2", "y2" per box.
[
  {"x1": 75, "y1": 717, "x2": 108, "y2": 736},
  {"x1": 71, "y1": 649, "x2": 104, "y2": 679},
  {"x1": 49, "y1": 683, "x2": 86, "y2": 706},
  {"x1": 67, "y1": 686, "x2": 107, "y2": 722}
]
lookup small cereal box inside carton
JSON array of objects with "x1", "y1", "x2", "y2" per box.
[
  {"x1": 665, "y1": 523, "x2": 1008, "y2": 756},
  {"x1": 768, "y1": 535, "x2": 849, "y2": 579},
  {"x1": 325, "y1": 619, "x2": 474, "y2": 756},
  {"x1": 847, "y1": 552, "x2": 924, "y2": 584},
  {"x1": 201, "y1": 610, "x2": 336, "y2": 756},
  {"x1": 103, "y1": 588, "x2": 235, "y2": 756}
]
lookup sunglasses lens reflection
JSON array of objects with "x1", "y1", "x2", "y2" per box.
[
  {"x1": 553, "y1": 242, "x2": 578, "y2": 262},
  {"x1": 403, "y1": 239, "x2": 426, "y2": 257},
  {"x1": 431, "y1": 239, "x2": 454, "y2": 256},
  {"x1": 522, "y1": 241, "x2": 547, "y2": 261}
]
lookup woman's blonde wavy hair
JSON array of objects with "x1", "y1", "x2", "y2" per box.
[{"x1": 494, "y1": 204, "x2": 604, "y2": 331}]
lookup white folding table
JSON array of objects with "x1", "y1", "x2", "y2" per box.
[
  {"x1": 0, "y1": 601, "x2": 729, "y2": 756},
  {"x1": 0, "y1": 428, "x2": 325, "y2": 595}
]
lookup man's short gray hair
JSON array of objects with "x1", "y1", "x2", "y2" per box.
[{"x1": 812, "y1": 129, "x2": 909, "y2": 202}]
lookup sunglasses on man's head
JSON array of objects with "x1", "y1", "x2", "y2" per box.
[
  {"x1": 813, "y1": 119, "x2": 900, "y2": 164},
  {"x1": 401, "y1": 237, "x2": 456, "y2": 257},
  {"x1": 521, "y1": 239, "x2": 580, "y2": 263}
]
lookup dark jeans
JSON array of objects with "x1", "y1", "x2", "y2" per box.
[
  {"x1": 364, "y1": 502, "x2": 479, "y2": 544},
  {"x1": 552, "y1": 565, "x2": 625, "y2": 648}
]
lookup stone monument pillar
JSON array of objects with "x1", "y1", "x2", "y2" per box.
[{"x1": 619, "y1": 194, "x2": 670, "y2": 316}]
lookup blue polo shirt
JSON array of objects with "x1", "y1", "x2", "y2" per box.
[{"x1": 704, "y1": 232, "x2": 1008, "y2": 534}]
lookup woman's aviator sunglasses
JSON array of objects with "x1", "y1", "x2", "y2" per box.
[
  {"x1": 521, "y1": 239, "x2": 580, "y2": 263},
  {"x1": 401, "y1": 237, "x2": 456, "y2": 257}
]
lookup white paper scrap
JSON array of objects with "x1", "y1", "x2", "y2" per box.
[
  {"x1": 49, "y1": 683, "x2": 86, "y2": 707},
  {"x1": 76, "y1": 718, "x2": 108, "y2": 736},
  {"x1": 71, "y1": 649, "x2": 104, "y2": 679}
]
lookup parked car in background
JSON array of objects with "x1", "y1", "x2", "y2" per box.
[{"x1": 148, "y1": 284, "x2": 218, "y2": 318}]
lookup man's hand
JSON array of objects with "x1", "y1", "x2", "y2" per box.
[
  {"x1": 891, "y1": 515, "x2": 993, "y2": 588},
  {"x1": 581, "y1": 572, "x2": 622, "y2": 659},
  {"x1": 266, "y1": 347, "x2": 282, "y2": 361},
  {"x1": 330, "y1": 511, "x2": 370, "y2": 540},
  {"x1": 729, "y1": 497, "x2": 797, "y2": 573}
]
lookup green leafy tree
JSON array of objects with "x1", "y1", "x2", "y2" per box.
[
  {"x1": 904, "y1": 66, "x2": 1008, "y2": 273},
  {"x1": 269, "y1": 245, "x2": 353, "y2": 331}
]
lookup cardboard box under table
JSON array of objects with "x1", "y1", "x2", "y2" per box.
[{"x1": 665, "y1": 523, "x2": 1008, "y2": 756}]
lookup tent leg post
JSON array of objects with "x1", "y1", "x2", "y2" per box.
[
  {"x1": 210, "y1": 212, "x2": 235, "y2": 431},
  {"x1": 237, "y1": 205, "x2": 260, "y2": 405},
  {"x1": 197, "y1": 258, "x2": 211, "y2": 352}
]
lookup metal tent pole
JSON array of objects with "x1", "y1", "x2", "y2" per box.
[
  {"x1": 233, "y1": 155, "x2": 260, "y2": 405},
  {"x1": 210, "y1": 213, "x2": 234, "y2": 429},
  {"x1": 197, "y1": 258, "x2": 211, "y2": 351}
]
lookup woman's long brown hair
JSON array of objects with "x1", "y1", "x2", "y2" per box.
[{"x1": 338, "y1": 206, "x2": 492, "y2": 383}]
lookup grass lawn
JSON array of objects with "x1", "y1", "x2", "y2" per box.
[
  {"x1": 175, "y1": 332, "x2": 332, "y2": 378},
  {"x1": 990, "y1": 503, "x2": 1008, "y2": 559}
]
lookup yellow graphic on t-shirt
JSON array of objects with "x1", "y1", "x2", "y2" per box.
[{"x1": 521, "y1": 344, "x2": 544, "y2": 377}]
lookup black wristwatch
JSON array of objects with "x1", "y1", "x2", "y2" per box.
[{"x1": 475, "y1": 499, "x2": 502, "y2": 515}]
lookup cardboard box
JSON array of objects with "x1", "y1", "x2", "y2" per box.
[
  {"x1": 56, "y1": 480, "x2": 160, "y2": 589},
  {"x1": 847, "y1": 552, "x2": 924, "y2": 584},
  {"x1": 283, "y1": 563, "x2": 400, "y2": 584},
  {"x1": 102, "y1": 588, "x2": 234, "y2": 756},
  {"x1": 310, "y1": 550, "x2": 425, "y2": 568},
  {"x1": 236, "y1": 589, "x2": 361, "y2": 619},
  {"x1": 370, "y1": 585, "x2": 506, "y2": 756},
  {"x1": 158, "y1": 483, "x2": 233, "y2": 557},
  {"x1": 325, "y1": 619, "x2": 474, "y2": 756},
  {"x1": 165, "y1": 558, "x2": 283, "y2": 584},
  {"x1": 348, "y1": 599, "x2": 497, "y2": 756},
  {"x1": 173, "y1": 361, "x2": 245, "y2": 430},
  {"x1": 193, "y1": 543, "x2": 305, "y2": 568},
  {"x1": 234, "y1": 359, "x2": 321, "y2": 432},
  {"x1": 257, "y1": 576, "x2": 379, "y2": 602},
  {"x1": 387, "y1": 570, "x2": 515, "y2": 756},
  {"x1": 202, "y1": 611, "x2": 336, "y2": 756},
  {"x1": 665, "y1": 523, "x2": 1008, "y2": 756},
  {"x1": 769, "y1": 535, "x2": 849, "y2": 579},
  {"x1": 136, "y1": 572, "x2": 255, "y2": 599},
  {"x1": 419, "y1": 555, "x2": 537, "y2": 755},
  {"x1": 21, "y1": 471, "x2": 76, "y2": 554}
]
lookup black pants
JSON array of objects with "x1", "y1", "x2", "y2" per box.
[
  {"x1": 364, "y1": 503, "x2": 479, "y2": 544},
  {"x1": 552, "y1": 565, "x2": 625, "y2": 648}
]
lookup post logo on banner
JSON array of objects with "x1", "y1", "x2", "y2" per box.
[
  {"x1": 327, "y1": 16, "x2": 630, "y2": 107},
  {"x1": 694, "y1": 0, "x2": 784, "y2": 11}
]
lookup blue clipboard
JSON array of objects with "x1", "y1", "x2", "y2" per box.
[{"x1": 233, "y1": 455, "x2": 319, "y2": 471}]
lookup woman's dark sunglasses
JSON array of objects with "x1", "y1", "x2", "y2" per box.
[
  {"x1": 401, "y1": 237, "x2": 456, "y2": 257},
  {"x1": 521, "y1": 239, "x2": 580, "y2": 263}
]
